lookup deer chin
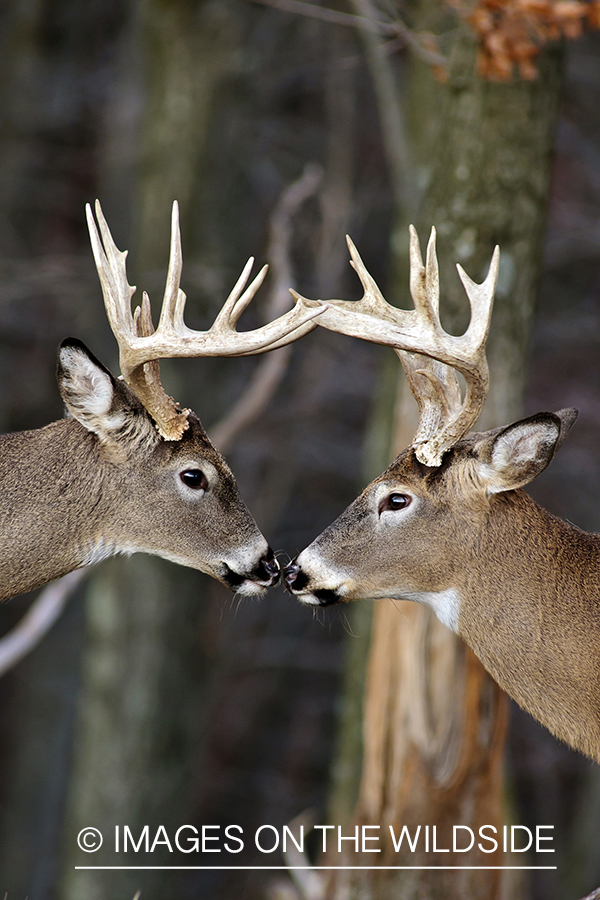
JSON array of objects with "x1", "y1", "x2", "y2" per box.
[
  {"x1": 219, "y1": 563, "x2": 270, "y2": 596},
  {"x1": 295, "y1": 586, "x2": 343, "y2": 607},
  {"x1": 283, "y1": 552, "x2": 354, "y2": 606},
  {"x1": 222, "y1": 571, "x2": 268, "y2": 596}
]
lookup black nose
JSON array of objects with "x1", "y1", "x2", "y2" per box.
[
  {"x1": 283, "y1": 559, "x2": 309, "y2": 592},
  {"x1": 256, "y1": 549, "x2": 280, "y2": 584}
]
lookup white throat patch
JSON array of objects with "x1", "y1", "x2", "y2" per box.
[{"x1": 402, "y1": 587, "x2": 461, "y2": 633}]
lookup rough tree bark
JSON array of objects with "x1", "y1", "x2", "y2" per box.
[{"x1": 324, "y1": 12, "x2": 563, "y2": 900}]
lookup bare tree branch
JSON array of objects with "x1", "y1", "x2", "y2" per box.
[
  {"x1": 350, "y1": 0, "x2": 419, "y2": 215},
  {"x1": 210, "y1": 347, "x2": 291, "y2": 451},
  {"x1": 0, "y1": 569, "x2": 86, "y2": 678},
  {"x1": 249, "y1": 0, "x2": 446, "y2": 67},
  {"x1": 251, "y1": 0, "x2": 399, "y2": 36},
  {"x1": 211, "y1": 164, "x2": 323, "y2": 451}
]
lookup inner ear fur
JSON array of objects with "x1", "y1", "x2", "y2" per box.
[
  {"x1": 57, "y1": 338, "x2": 159, "y2": 451},
  {"x1": 473, "y1": 408, "x2": 578, "y2": 495}
]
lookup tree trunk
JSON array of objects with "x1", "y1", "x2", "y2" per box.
[
  {"x1": 57, "y1": 4, "x2": 237, "y2": 898},
  {"x1": 59, "y1": 559, "x2": 215, "y2": 900},
  {"x1": 325, "y1": 16, "x2": 563, "y2": 900},
  {"x1": 133, "y1": 0, "x2": 236, "y2": 270}
]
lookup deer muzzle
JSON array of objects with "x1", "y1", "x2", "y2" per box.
[
  {"x1": 283, "y1": 558, "x2": 341, "y2": 606},
  {"x1": 221, "y1": 547, "x2": 281, "y2": 594}
]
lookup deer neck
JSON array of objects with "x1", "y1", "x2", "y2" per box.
[
  {"x1": 456, "y1": 490, "x2": 600, "y2": 759},
  {"x1": 0, "y1": 419, "x2": 116, "y2": 600}
]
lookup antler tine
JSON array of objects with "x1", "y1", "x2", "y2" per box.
[
  {"x1": 408, "y1": 224, "x2": 426, "y2": 310},
  {"x1": 425, "y1": 228, "x2": 440, "y2": 315},
  {"x1": 402, "y1": 225, "x2": 464, "y2": 458},
  {"x1": 86, "y1": 200, "x2": 329, "y2": 440},
  {"x1": 135, "y1": 292, "x2": 155, "y2": 337},
  {"x1": 346, "y1": 236, "x2": 392, "y2": 318},
  {"x1": 211, "y1": 258, "x2": 285, "y2": 335},
  {"x1": 227, "y1": 263, "x2": 270, "y2": 328},
  {"x1": 86, "y1": 201, "x2": 189, "y2": 440},
  {"x1": 456, "y1": 244, "x2": 499, "y2": 355},
  {"x1": 157, "y1": 200, "x2": 185, "y2": 334},
  {"x1": 299, "y1": 227, "x2": 499, "y2": 466},
  {"x1": 86, "y1": 202, "x2": 137, "y2": 345},
  {"x1": 287, "y1": 238, "x2": 416, "y2": 348},
  {"x1": 408, "y1": 225, "x2": 441, "y2": 334}
]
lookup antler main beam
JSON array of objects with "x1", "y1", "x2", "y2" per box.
[
  {"x1": 292, "y1": 228, "x2": 499, "y2": 466},
  {"x1": 86, "y1": 200, "x2": 326, "y2": 439}
]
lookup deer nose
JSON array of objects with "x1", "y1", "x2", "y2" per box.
[
  {"x1": 256, "y1": 549, "x2": 280, "y2": 585},
  {"x1": 283, "y1": 559, "x2": 308, "y2": 592}
]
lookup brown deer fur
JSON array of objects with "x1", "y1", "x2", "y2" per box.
[
  {"x1": 285, "y1": 408, "x2": 600, "y2": 760},
  {"x1": 0, "y1": 339, "x2": 278, "y2": 601}
]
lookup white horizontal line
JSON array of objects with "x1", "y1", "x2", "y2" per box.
[{"x1": 74, "y1": 865, "x2": 558, "y2": 871}]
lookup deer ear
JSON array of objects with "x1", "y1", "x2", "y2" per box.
[
  {"x1": 57, "y1": 338, "x2": 141, "y2": 444},
  {"x1": 476, "y1": 409, "x2": 577, "y2": 494}
]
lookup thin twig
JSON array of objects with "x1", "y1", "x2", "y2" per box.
[
  {"x1": 250, "y1": 0, "x2": 446, "y2": 67},
  {"x1": 257, "y1": 0, "x2": 421, "y2": 213},
  {"x1": 211, "y1": 164, "x2": 323, "y2": 451},
  {"x1": 350, "y1": 0, "x2": 419, "y2": 215},
  {"x1": 251, "y1": 0, "x2": 398, "y2": 35},
  {"x1": 0, "y1": 569, "x2": 86, "y2": 677}
]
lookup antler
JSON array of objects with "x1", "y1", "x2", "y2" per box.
[
  {"x1": 292, "y1": 227, "x2": 499, "y2": 466},
  {"x1": 86, "y1": 200, "x2": 326, "y2": 440}
]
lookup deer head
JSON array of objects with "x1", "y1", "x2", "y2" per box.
[
  {"x1": 283, "y1": 229, "x2": 576, "y2": 612},
  {"x1": 280, "y1": 230, "x2": 600, "y2": 759},
  {"x1": 0, "y1": 202, "x2": 326, "y2": 601}
]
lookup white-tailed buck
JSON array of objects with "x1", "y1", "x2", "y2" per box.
[
  {"x1": 284, "y1": 229, "x2": 600, "y2": 762},
  {"x1": 0, "y1": 201, "x2": 325, "y2": 602}
]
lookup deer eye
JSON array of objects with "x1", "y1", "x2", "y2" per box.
[
  {"x1": 379, "y1": 492, "x2": 411, "y2": 514},
  {"x1": 180, "y1": 469, "x2": 208, "y2": 490}
]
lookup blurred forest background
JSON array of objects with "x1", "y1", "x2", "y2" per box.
[{"x1": 0, "y1": 1, "x2": 599, "y2": 899}]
